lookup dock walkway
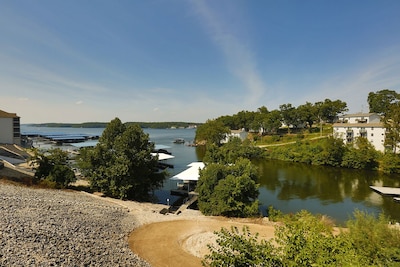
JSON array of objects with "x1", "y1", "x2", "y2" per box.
[
  {"x1": 175, "y1": 194, "x2": 198, "y2": 214},
  {"x1": 370, "y1": 186, "x2": 400, "y2": 196}
]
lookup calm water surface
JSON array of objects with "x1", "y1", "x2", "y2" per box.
[{"x1": 22, "y1": 125, "x2": 400, "y2": 224}]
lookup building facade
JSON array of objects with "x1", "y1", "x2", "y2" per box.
[
  {"x1": 0, "y1": 109, "x2": 21, "y2": 145},
  {"x1": 222, "y1": 129, "x2": 248, "y2": 144},
  {"x1": 333, "y1": 113, "x2": 386, "y2": 152}
]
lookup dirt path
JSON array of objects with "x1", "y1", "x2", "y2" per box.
[{"x1": 128, "y1": 218, "x2": 276, "y2": 267}]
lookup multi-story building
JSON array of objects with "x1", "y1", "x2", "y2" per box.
[
  {"x1": 0, "y1": 109, "x2": 21, "y2": 145},
  {"x1": 332, "y1": 113, "x2": 386, "y2": 152}
]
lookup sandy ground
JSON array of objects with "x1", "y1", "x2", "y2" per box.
[{"x1": 95, "y1": 195, "x2": 276, "y2": 267}]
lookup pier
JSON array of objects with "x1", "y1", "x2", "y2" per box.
[
  {"x1": 370, "y1": 186, "x2": 400, "y2": 204},
  {"x1": 370, "y1": 186, "x2": 400, "y2": 196}
]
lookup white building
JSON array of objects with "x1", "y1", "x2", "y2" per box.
[
  {"x1": 222, "y1": 129, "x2": 248, "y2": 144},
  {"x1": 0, "y1": 109, "x2": 21, "y2": 145},
  {"x1": 333, "y1": 113, "x2": 386, "y2": 152}
]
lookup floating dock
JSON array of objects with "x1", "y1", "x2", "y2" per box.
[{"x1": 370, "y1": 186, "x2": 400, "y2": 196}]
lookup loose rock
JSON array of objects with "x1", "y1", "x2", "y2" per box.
[{"x1": 0, "y1": 183, "x2": 151, "y2": 266}]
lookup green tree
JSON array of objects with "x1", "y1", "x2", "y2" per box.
[
  {"x1": 204, "y1": 210, "x2": 400, "y2": 267},
  {"x1": 297, "y1": 102, "x2": 317, "y2": 128},
  {"x1": 342, "y1": 210, "x2": 400, "y2": 266},
  {"x1": 203, "y1": 226, "x2": 279, "y2": 267},
  {"x1": 279, "y1": 103, "x2": 298, "y2": 133},
  {"x1": 77, "y1": 118, "x2": 166, "y2": 200},
  {"x1": 203, "y1": 138, "x2": 265, "y2": 165},
  {"x1": 368, "y1": 89, "x2": 400, "y2": 115},
  {"x1": 312, "y1": 136, "x2": 345, "y2": 167},
  {"x1": 381, "y1": 152, "x2": 400, "y2": 174},
  {"x1": 341, "y1": 137, "x2": 379, "y2": 170},
  {"x1": 30, "y1": 148, "x2": 76, "y2": 188},
  {"x1": 384, "y1": 101, "x2": 400, "y2": 153},
  {"x1": 261, "y1": 109, "x2": 282, "y2": 134},
  {"x1": 195, "y1": 119, "x2": 230, "y2": 145},
  {"x1": 197, "y1": 158, "x2": 260, "y2": 217}
]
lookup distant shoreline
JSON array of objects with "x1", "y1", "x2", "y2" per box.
[{"x1": 23, "y1": 122, "x2": 202, "y2": 129}]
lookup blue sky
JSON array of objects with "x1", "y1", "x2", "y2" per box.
[{"x1": 1, "y1": 0, "x2": 399, "y2": 123}]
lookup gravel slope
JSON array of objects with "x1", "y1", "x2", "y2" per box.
[{"x1": 0, "y1": 182, "x2": 150, "y2": 267}]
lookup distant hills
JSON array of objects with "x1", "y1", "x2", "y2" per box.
[{"x1": 25, "y1": 122, "x2": 202, "y2": 129}]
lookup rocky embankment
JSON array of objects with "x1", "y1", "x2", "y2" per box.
[{"x1": 0, "y1": 182, "x2": 150, "y2": 266}]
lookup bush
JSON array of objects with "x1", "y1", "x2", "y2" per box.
[{"x1": 204, "y1": 210, "x2": 400, "y2": 267}]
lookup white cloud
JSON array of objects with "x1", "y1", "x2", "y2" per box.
[{"x1": 191, "y1": 1, "x2": 267, "y2": 106}]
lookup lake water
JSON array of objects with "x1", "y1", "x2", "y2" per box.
[{"x1": 21, "y1": 125, "x2": 400, "y2": 224}]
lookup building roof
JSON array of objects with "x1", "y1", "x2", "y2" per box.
[
  {"x1": 0, "y1": 110, "x2": 19, "y2": 118},
  {"x1": 339, "y1": 112, "x2": 379, "y2": 118},
  {"x1": 333, "y1": 122, "x2": 384, "y2": 128},
  {"x1": 151, "y1": 152, "x2": 175, "y2": 161},
  {"x1": 170, "y1": 162, "x2": 205, "y2": 181}
]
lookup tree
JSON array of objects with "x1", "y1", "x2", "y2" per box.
[
  {"x1": 77, "y1": 118, "x2": 166, "y2": 200},
  {"x1": 312, "y1": 136, "x2": 345, "y2": 167},
  {"x1": 297, "y1": 102, "x2": 317, "y2": 128},
  {"x1": 203, "y1": 226, "x2": 279, "y2": 267},
  {"x1": 197, "y1": 158, "x2": 260, "y2": 217},
  {"x1": 341, "y1": 137, "x2": 379, "y2": 170},
  {"x1": 203, "y1": 138, "x2": 265, "y2": 165},
  {"x1": 368, "y1": 89, "x2": 400, "y2": 115},
  {"x1": 204, "y1": 210, "x2": 400, "y2": 267},
  {"x1": 195, "y1": 119, "x2": 230, "y2": 145},
  {"x1": 316, "y1": 99, "x2": 348, "y2": 123},
  {"x1": 279, "y1": 103, "x2": 298, "y2": 133},
  {"x1": 381, "y1": 152, "x2": 400, "y2": 174},
  {"x1": 30, "y1": 148, "x2": 76, "y2": 188},
  {"x1": 343, "y1": 210, "x2": 400, "y2": 266},
  {"x1": 261, "y1": 109, "x2": 282, "y2": 134},
  {"x1": 383, "y1": 101, "x2": 400, "y2": 153}
]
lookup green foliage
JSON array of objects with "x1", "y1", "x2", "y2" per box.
[
  {"x1": 76, "y1": 118, "x2": 166, "y2": 200},
  {"x1": 384, "y1": 101, "x2": 400, "y2": 153},
  {"x1": 203, "y1": 226, "x2": 279, "y2": 267},
  {"x1": 315, "y1": 99, "x2": 348, "y2": 123},
  {"x1": 341, "y1": 137, "x2": 380, "y2": 170},
  {"x1": 30, "y1": 148, "x2": 76, "y2": 188},
  {"x1": 343, "y1": 210, "x2": 400, "y2": 265},
  {"x1": 381, "y1": 152, "x2": 400, "y2": 174},
  {"x1": 368, "y1": 89, "x2": 400, "y2": 115},
  {"x1": 266, "y1": 137, "x2": 346, "y2": 167},
  {"x1": 267, "y1": 206, "x2": 283, "y2": 222},
  {"x1": 197, "y1": 158, "x2": 260, "y2": 217},
  {"x1": 204, "y1": 210, "x2": 400, "y2": 267},
  {"x1": 195, "y1": 119, "x2": 230, "y2": 145},
  {"x1": 203, "y1": 138, "x2": 265, "y2": 165}
]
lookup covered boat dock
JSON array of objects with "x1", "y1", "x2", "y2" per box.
[{"x1": 170, "y1": 162, "x2": 205, "y2": 195}]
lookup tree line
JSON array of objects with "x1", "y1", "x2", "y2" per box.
[{"x1": 196, "y1": 98, "x2": 348, "y2": 143}]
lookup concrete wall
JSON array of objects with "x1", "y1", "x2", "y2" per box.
[{"x1": 0, "y1": 118, "x2": 14, "y2": 144}]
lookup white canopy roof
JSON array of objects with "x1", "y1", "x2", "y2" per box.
[
  {"x1": 170, "y1": 162, "x2": 205, "y2": 181},
  {"x1": 151, "y1": 152, "x2": 175, "y2": 161}
]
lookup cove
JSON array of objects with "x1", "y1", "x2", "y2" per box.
[{"x1": 254, "y1": 159, "x2": 400, "y2": 225}]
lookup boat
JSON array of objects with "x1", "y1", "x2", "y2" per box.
[{"x1": 173, "y1": 138, "x2": 185, "y2": 144}]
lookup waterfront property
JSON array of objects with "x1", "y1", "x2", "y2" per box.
[
  {"x1": 222, "y1": 129, "x2": 248, "y2": 143},
  {"x1": 170, "y1": 162, "x2": 205, "y2": 195},
  {"x1": 333, "y1": 113, "x2": 386, "y2": 152},
  {"x1": 0, "y1": 109, "x2": 21, "y2": 145}
]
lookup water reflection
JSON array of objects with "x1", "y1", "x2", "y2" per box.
[{"x1": 254, "y1": 159, "x2": 400, "y2": 224}]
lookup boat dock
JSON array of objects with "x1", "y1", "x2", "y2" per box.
[
  {"x1": 370, "y1": 186, "x2": 400, "y2": 196},
  {"x1": 370, "y1": 186, "x2": 400, "y2": 204}
]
